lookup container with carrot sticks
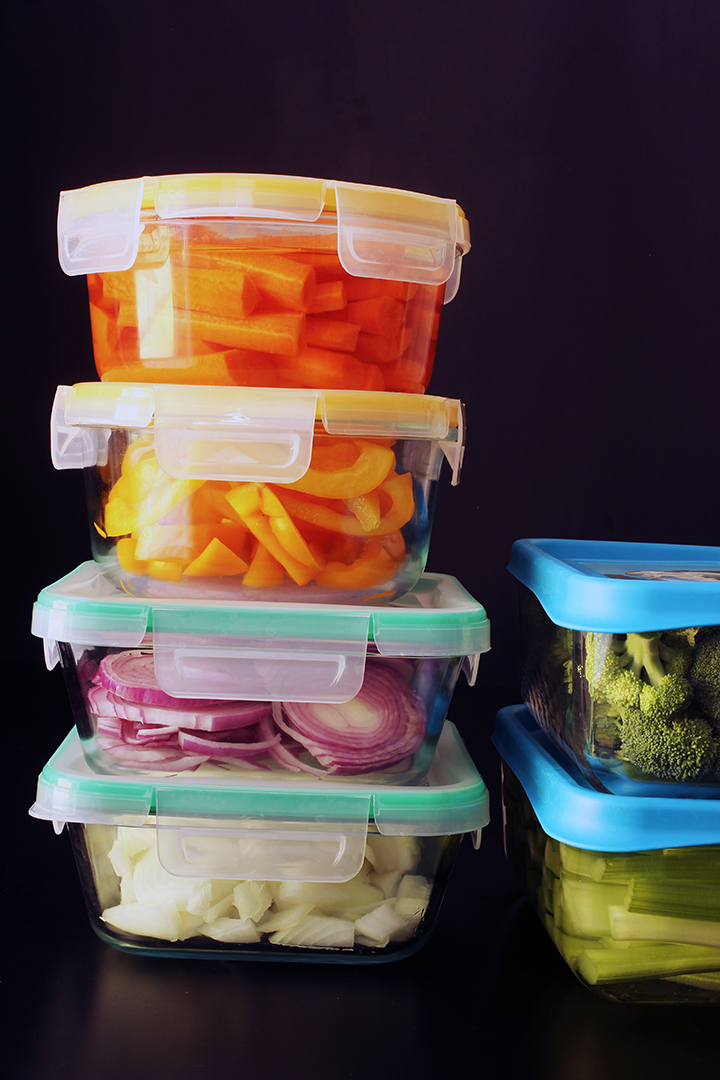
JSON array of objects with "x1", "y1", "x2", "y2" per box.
[{"x1": 57, "y1": 173, "x2": 470, "y2": 394}]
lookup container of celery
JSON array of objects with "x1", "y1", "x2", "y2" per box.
[
  {"x1": 493, "y1": 704, "x2": 720, "y2": 1004},
  {"x1": 508, "y1": 539, "x2": 720, "y2": 795},
  {"x1": 30, "y1": 722, "x2": 489, "y2": 963}
]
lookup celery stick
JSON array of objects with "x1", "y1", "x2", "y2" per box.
[
  {"x1": 559, "y1": 844, "x2": 607, "y2": 882},
  {"x1": 629, "y1": 879, "x2": 720, "y2": 922},
  {"x1": 608, "y1": 906, "x2": 720, "y2": 949},
  {"x1": 544, "y1": 838, "x2": 562, "y2": 877},
  {"x1": 666, "y1": 971, "x2": 720, "y2": 991},
  {"x1": 576, "y1": 943, "x2": 720, "y2": 985},
  {"x1": 558, "y1": 877, "x2": 632, "y2": 938}
]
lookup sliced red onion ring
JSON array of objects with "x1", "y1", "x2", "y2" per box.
[{"x1": 95, "y1": 652, "x2": 226, "y2": 709}]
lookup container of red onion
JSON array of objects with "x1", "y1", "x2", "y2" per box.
[
  {"x1": 30, "y1": 721, "x2": 489, "y2": 962},
  {"x1": 32, "y1": 562, "x2": 491, "y2": 784},
  {"x1": 50, "y1": 382, "x2": 464, "y2": 605}
]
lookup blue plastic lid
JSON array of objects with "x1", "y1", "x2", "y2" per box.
[
  {"x1": 492, "y1": 705, "x2": 720, "y2": 850},
  {"x1": 507, "y1": 538, "x2": 720, "y2": 631}
]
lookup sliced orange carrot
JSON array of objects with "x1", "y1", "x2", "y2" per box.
[
  {"x1": 184, "y1": 537, "x2": 249, "y2": 577},
  {"x1": 353, "y1": 331, "x2": 402, "y2": 365},
  {"x1": 284, "y1": 251, "x2": 345, "y2": 276},
  {"x1": 308, "y1": 280, "x2": 347, "y2": 313},
  {"x1": 242, "y1": 541, "x2": 285, "y2": 587},
  {"x1": 357, "y1": 363, "x2": 386, "y2": 391},
  {"x1": 344, "y1": 296, "x2": 405, "y2": 339},
  {"x1": 173, "y1": 267, "x2": 260, "y2": 320},
  {"x1": 173, "y1": 310, "x2": 305, "y2": 356},
  {"x1": 185, "y1": 251, "x2": 317, "y2": 313},
  {"x1": 100, "y1": 269, "x2": 136, "y2": 304},
  {"x1": 276, "y1": 346, "x2": 367, "y2": 390},
  {"x1": 304, "y1": 316, "x2": 360, "y2": 352},
  {"x1": 381, "y1": 356, "x2": 428, "y2": 394},
  {"x1": 344, "y1": 277, "x2": 418, "y2": 303},
  {"x1": 89, "y1": 303, "x2": 122, "y2": 370}
]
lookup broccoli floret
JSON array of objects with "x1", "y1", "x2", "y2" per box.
[
  {"x1": 688, "y1": 626, "x2": 720, "y2": 723},
  {"x1": 584, "y1": 629, "x2": 718, "y2": 782},
  {"x1": 620, "y1": 706, "x2": 717, "y2": 782}
]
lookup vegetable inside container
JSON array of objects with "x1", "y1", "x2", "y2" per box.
[
  {"x1": 494, "y1": 704, "x2": 720, "y2": 1004},
  {"x1": 32, "y1": 563, "x2": 491, "y2": 784},
  {"x1": 30, "y1": 722, "x2": 489, "y2": 963}
]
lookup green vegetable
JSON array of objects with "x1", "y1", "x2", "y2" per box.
[
  {"x1": 501, "y1": 766, "x2": 720, "y2": 999},
  {"x1": 689, "y1": 626, "x2": 720, "y2": 723},
  {"x1": 584, "y1": 628, "x2": 720, "y2": 782}
]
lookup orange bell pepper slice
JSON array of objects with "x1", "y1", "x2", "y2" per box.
[
  {"x1": 283, "y1": 438, "x2": 395, "y2": 500},
  {"x1": 184, "y1": 537, "x2": 249, "y2": 577},
  {"x1": 225, "y1": 483, "x2": 318, "y2": 586},
  {"x1": 315, "y1": 539, "x2": 402, "y2": 590},
  {"x1": 271, "y1": 470, "x2": 414, "y2": 538},
  {"x1": 242, "y1": 541, "x2": 286, "y2": 588}
]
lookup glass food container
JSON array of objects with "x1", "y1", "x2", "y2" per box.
[
  {"x1": 30, "y1": 722, "x2": 489, "y2": 963},
  {"x1": 57, "y1": 173, "x2": 470, "y2": 394},
  {"x1": 32, "y1": 563, "x2": 490, "y2": 783},
  {"x1": 494, "y1": 704, "x2": 720, "y2": 1005},
  {"x1": 52, "y1": 382, "x2": 464, "y2": 604},
  {"x1": 508, "y1": 539, "x2": 720, "y2": 796}
]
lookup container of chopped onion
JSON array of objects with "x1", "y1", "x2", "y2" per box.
[{"x1": 30, "y1": 722, "x2": 489, "y2": 962}]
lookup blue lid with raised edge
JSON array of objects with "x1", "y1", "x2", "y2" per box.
[
  {"x1": 492, "y1": 704, "x2": 720, "y2": 851},
  {"x1": 507, "y1": 538, "x2": 720, "y2": 631}
]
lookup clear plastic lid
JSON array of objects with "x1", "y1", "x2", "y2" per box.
[
  {"x1": 57, "y1": 173, "x2": 470, "y2": 299},
  {"x1": 29, "y1": 722, "x2": 490, "y2": 881},
  {"x1": 32, "y1": 562, "x2": 491, "y2": 702},
  {"x1": 493, "y1": 705, "x2": 720, "y2": 850},
  {"x1": 508, "y1": 538, "x2": 720, "y2": 631},
  {"x1": 51, "y1": 383, "x2": 465, "y2": 485}
]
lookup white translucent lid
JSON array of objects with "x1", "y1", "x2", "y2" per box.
[
  {"x1": 29, "y1": 723, "x2": 490, "y2": 882},
  {"x1": 57, "y1": 173, "x2": 470, "y2": 299},
  {"x1": 32, "y1": 562, "x2": 491, "y2": 703},
  {"x1": 51, "y1": 383, "x2": 465, "y2": 486}
]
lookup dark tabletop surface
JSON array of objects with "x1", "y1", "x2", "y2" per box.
[{"x1": 5, "y1": 670, "x2": 719, "y2": 1080}]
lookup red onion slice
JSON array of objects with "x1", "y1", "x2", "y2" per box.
[{"x1": 95, "y1": 652, "x2": 226, "y2": 709}]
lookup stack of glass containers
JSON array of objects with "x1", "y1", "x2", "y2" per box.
[
  {"x1": 30, "y1": 173, "x2": 492, "y2": 961},
  {"x1": 496, "y1": 538, "x2": 720, "y2": 1002}
]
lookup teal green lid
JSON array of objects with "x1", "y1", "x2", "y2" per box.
[
  {"x1": 30, "y1": 721, "x2": 489, "y2": 837},
  {"x1": 493, "y1": 705, "x2": 720, "y2": 851},
  {"x1": 508, "y1": 538, "x2": 720, "y2": 631},
  {"x1": 31, "y1": 562, "x2": 491, "y2": 703}
]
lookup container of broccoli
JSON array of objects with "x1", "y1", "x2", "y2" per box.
[
  {"x1": 493, "y1": 704, "x2": 720, "y2": 1004},
  {"x1": 508, "y1": 539, "x2": 720, "y2": 796}
]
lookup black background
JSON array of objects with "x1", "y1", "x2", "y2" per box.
[{"x1": 3, "y1": 1, "x2": 720, "y2": 1077}]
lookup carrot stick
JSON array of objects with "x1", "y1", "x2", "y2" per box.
[
  {"x1": 304, "y1": 316, "x2": 360, "y2": 352},
  {"x1": 344, "y1": 296, "x2": 405, "y2": 338},
  {"x1": 381, "y1": 356, "x2": 428, "y2": 393},
  {"x1": 308, "y1": 280, "x2": 347, "y2": 313},
  {"x1": 173, "y1": 267, "x2": 260, "y2": 320},
  {"x1": 353, "y1": 331, "x2": 402, "y2": 365},
  {"x1": 173, "y1": 310, "x2": 305, "y2": 356},
  {"x1": 344, "y1": 277, "x2": 418, "y2": 303},
  {"x1": 276, "y1": 346, "x2": 367, "y2": 390},
  {"x1": 183, "y1": 251, "x2": 316, "y2": 313}
]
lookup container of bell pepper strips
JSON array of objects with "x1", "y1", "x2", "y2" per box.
[
  {"x1": 29, "y1": 721, "x2": 489, "y2": 962},
  {"x1": 31, "y1": 561, "x2": 490, "y2": 782},
  {"x1": 57, "y1": 173, "x2": 470, "y2": 393},
  {"x1": 494, "y1": 704, "x2": 720, "y2": 1004},
  {"x1": 51, "y1": 382, "x2": 465, "y2": 603}
]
